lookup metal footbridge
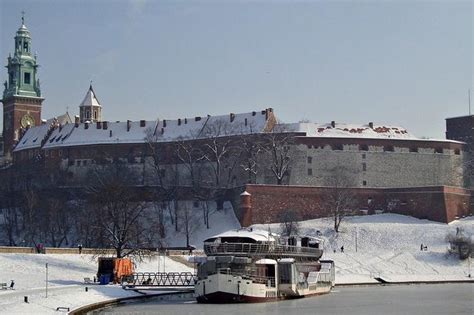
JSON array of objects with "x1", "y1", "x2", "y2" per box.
[{"x1": 122, "y1": 272, "x2": 197, "y2": 289}]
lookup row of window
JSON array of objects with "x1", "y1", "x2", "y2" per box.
[{"x1": 305, "y1": 144, "x2": 459, "y2": 155}]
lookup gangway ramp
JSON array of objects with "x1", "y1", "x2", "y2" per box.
[{"x1": 122, "y1": 272, "x2": 197, "y2": 289}]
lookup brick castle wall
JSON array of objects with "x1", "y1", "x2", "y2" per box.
[{"x1": 240, "y1": 184, "x2": 471, "y2": 225}]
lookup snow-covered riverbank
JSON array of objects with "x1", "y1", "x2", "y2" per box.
[
  {"x1": 0, "y1": 214, "x2": 472, "y2": 314},
  {"x1": 0, "y1": 254, "x2": 192, "y2": 314}
]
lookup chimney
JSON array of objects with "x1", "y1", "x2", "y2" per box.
[
  {"x1": 185, "y1": 118, "x2": 187, "y2": 124},
  {"x1": 96, "y1": 122, "x2": 102, "y2": 129},
  {"x1": 84, "y1": 122, "x2": 89, "y2": 129},
  {"x1": 163, "y1": 120, "x2": 167, "y2": 128},
  {"x1": 161, "y1": 127, "x2": 164, "y2": 134},
  {"x1": 103, "y1": 121, "x2": 108, "y2": 130},
  {"x1": 369, "y1": 122, "x2": 374, "y2": 129},
  {"x1": 245, "y1": 118, "x2": 248, "y2": 126},
  {"x1": 230, "y1": 113, "x2": 235, "y2": 122},
  {"x1": 252, "y1": 111, "x2": 256, "y2": 116},
  {"x1": 74, "y1": 115, "x2": 80, "y2": 128},
  {"x1": 127, "y1": 120, "x2": 131, "y2": 132},
  {"x1": 140, "y1": 120, "x2": 146, "y2": 127},
  {"x1": 178, "y1": 118, "x2": 181, "y2": 126},
  {"x1": 331, "y1": 121, "x2": 336, "y2": 128},
  {"x1": 109, "y1": 130, "x2": 112, "y2": 137},
  {"x1": 195, "y1": 116, "x2": 201, "y2": 121}
]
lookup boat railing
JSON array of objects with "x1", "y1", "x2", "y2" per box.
[
  {"x1": 216, "y1": 268, "x2": 276, "y2": 287},
  {"x1": 204, "y1": 242, "x2": 322, "y2": 258}
]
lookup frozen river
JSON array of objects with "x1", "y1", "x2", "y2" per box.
[{"x1": 96, "y1": 283, "x2": 473, "y2": 315}]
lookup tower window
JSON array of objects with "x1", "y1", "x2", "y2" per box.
[
  {"x1": 362, "y1": 163, "x2": 367, "y2": 171},
  {"x1": 24, "y1": 72, "x2": 31, "y2": 84},
  {"x1": 307, "y1": 168, "x2": 313, "y2": 176},
  {"x1": 94, "y1": 111, "x2": 97, "y2": 119},
  {"x1": 23, "y1": 42, "x2": 28, "y2": 52},
  {"x1": 307, "y1": 156, "x2": 312, "y2": 164}
]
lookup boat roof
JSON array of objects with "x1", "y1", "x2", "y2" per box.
[{"x1": 204, "y1": 229, "x2": 274, "y2": 243}]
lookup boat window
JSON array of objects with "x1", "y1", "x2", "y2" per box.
[
  {"x1": 288, "y1": 237, "x2": 296, "y2": 246},
  {"x1": 301, "y1": 237, "x2": 309, "y2": 247}
]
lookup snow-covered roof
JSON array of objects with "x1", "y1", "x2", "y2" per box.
[
  {"x1": 40, "y1": 109, "x2": 273, "y2": 149},
  {"x1": 205, "y1": 229, "x2": 275, "y2": 243},
  {"x1": 14, "y1": 113, "x2": 71, "y2": 151},
  {"x1": 282, "y1": 122, "x2": 463, "y2": 143},
  {"x1": 14, "y1": 123, "x2": 50, "y2": 151},
  {"x1": 79, "y1": 85, "x2": 101, "y2": 107}
]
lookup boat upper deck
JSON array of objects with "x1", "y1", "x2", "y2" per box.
[{"x1": 203, "y1": 241, "x2": 323, "y2": 260}]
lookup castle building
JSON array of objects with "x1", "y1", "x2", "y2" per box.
[
  {"x1": 1, "y1": 16, "x2": 43, "y2": 159},
  {"x1": 2, "y1": 17, "x2": 471, "y2": 224}
]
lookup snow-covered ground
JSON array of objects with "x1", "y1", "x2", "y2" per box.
[
  {"x1": 0, "y1": 213, "x2": 472, "y2": 314},
  {"x1": 0, "y1": 254, "x2": 192, "y2": 314},
  {"x1": 254, "y1": 214, "x2": 474, "y2": 284}
]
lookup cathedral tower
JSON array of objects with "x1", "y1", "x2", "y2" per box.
[
  {"x1": 79, "y1": 84, "x2": 102, "y2": 123},
  {"x1": 1, "y1": 15, "x2": 43, "y2": 158}
]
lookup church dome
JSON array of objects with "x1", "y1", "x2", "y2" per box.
[{"x1": 16, "y1": 23, "x2": 31, "y2": 38}]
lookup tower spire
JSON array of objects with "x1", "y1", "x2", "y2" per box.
[{"x1": 21, "y1": 10, "x2": 25, "y2": 25}]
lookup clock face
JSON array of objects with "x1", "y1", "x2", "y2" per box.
[{"x1": 20, "y1": 114, "x2": 35, "y2": 128}]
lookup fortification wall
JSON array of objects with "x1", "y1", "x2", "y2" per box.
[
  {"x1": 240, "y1": 184, "x2": 471, "y2": 225},
  {"x1": 290, "y1": 140, "x2": 464, "y2": 188}
]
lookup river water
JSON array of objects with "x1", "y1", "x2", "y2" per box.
[{"x1": 97, "y1": 283, "x2": 473, "y2": 315}]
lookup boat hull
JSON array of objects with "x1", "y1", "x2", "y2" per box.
[
  {"x1": 196, "y1": 289, "x2": 332, "y2": 304},
  {"x1": 195, "y1": 273, "x2": 333, "y2": 304}
]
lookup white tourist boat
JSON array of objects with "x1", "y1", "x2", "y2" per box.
[{"x1": 195, "y1": 228, "x2": 335, "y2": 303}]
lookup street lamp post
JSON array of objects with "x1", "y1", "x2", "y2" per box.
[{"x1": 45, "y1": 263, "x2": 48, "y2": 298}]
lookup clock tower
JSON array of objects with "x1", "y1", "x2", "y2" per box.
[{"x1": 1, "y1": 14, "x2": 44, "y2": 159}]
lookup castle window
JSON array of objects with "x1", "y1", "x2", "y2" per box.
[
  {"x1": 409, "y1": 147, "x2": 418, "y2": 153},
  {"x1": 359, "y1": 144, "x2": 369, "y2": 151},
  {"x1": 362, "y1": 180, "x2": 367, "y2": 186},
  {"x1": 362, "y1": 153, "x2": 366, "y2": 159},
  {"x1": 307, "y1": 168, "x2": 313, "y2": 176},
  {"x1": 362, "y1": 163, "x2": 366, "y2": 171},
  {"x1": 454, "y1": 148, "x2": 460, "y2": 155},
  {"x1": 384, "y1": 145, "x2": 394, "y2": 152},
  {"x1": 307, "y1": 156, "x2": 312, "y2": 164},
  {"x1": 332, "y1": 144, "x2": 343, "y2": 151},
  {"x1": 24, "y1": 72, "x2": 31, "y2": 84},
  {"x1": 434, "y1": 148, "x2": 443, "y2": 154}
]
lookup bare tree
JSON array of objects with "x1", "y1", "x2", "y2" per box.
[
  {"x1": 260, "y1": 126, "x2": 296, "y2": 185},
  {"x1": 145, "y1": 129, "x2": 181, "y2": 234},
  {"x1": 85, "y1": 164, "x2": 152, "y2": 258},
  {"x1": 240, "y1": 134, "x2": 263, "y2": 184},
  {"x1": 321, "y1": 166, "x2": 357, "y2": 233},
  {"x1": 0, "y1": 175, "x2": 19, "y2": 246},
  {"x1": 279, "y1": 210, "x2": 301, "y2": 237},
  {"x1": 179, "y1": 202, "x2": 199, "y2": 248}
]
